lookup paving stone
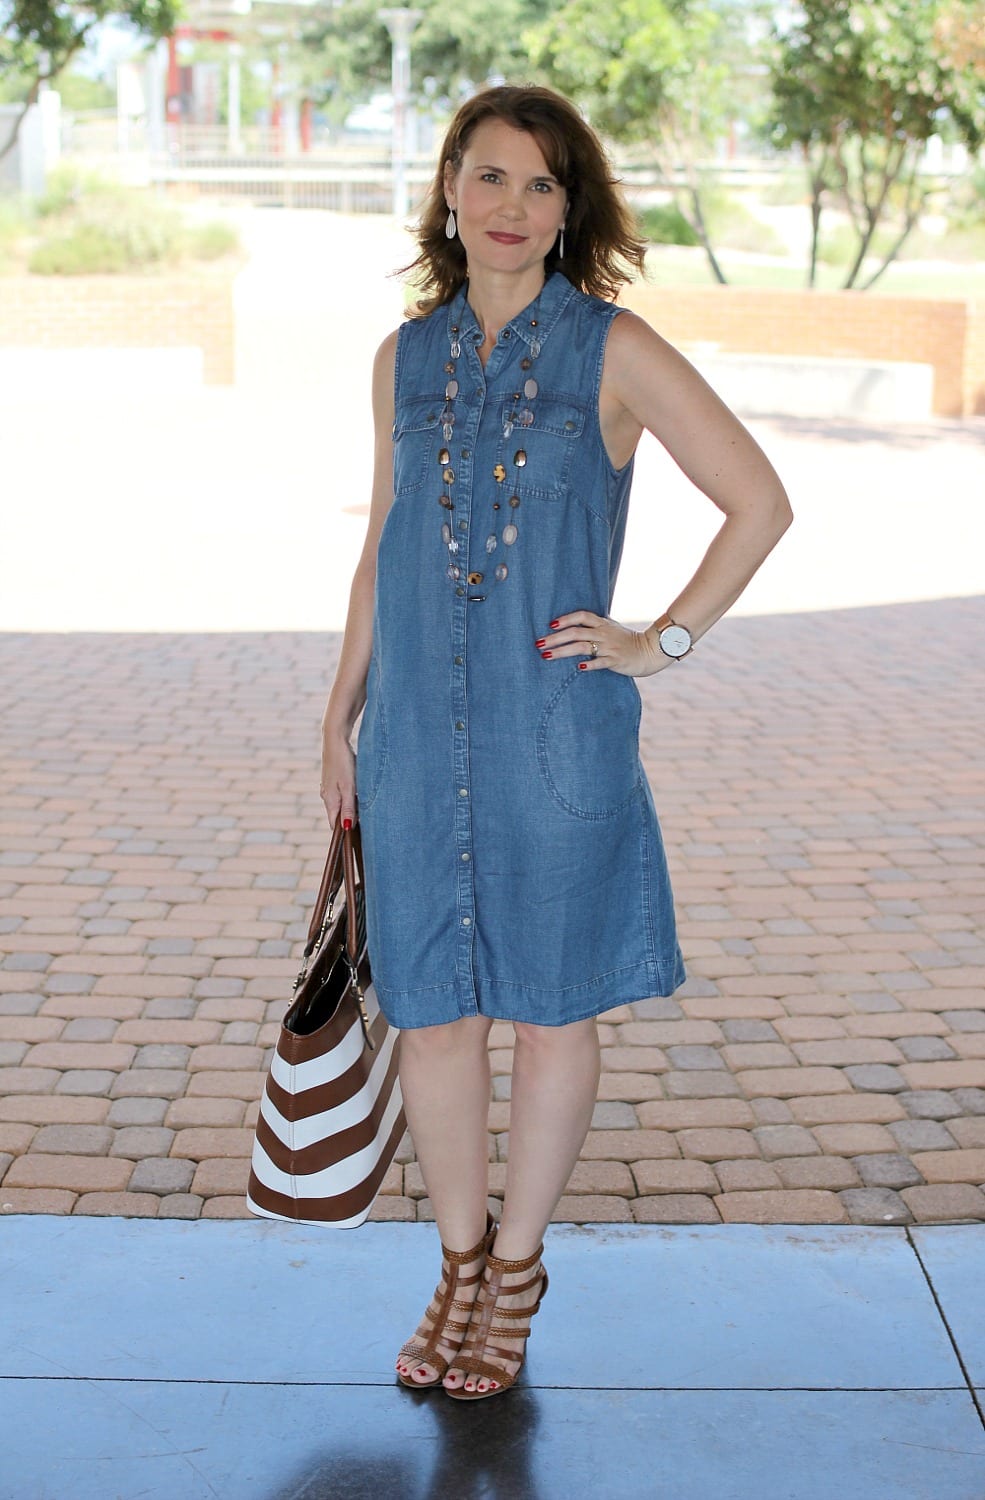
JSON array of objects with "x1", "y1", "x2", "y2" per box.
[
  {"x1": 677, "y1": 1128, "x2": 759, "y2": 1161},
  {"x1": 752, "y1": 1125, "x2": 820, "y2": 1160},
  {"x1": 0, "y1": 1152, "x2": 12, "y2": 1182},
  {"x1": 842, "y1": 1064, "x2": 906, "y2": 1093},
  {"x1": 0, "y1": 1042, "x2": 29, "y2": 1066},
  {"x1": 116, "y1": 1020, "x2": 222, "y2": 1045},
  {"x1": 55, "y1": 1070, "x2": 116, "y2": 1095},
  {"x1": 887, "y1": 1119, "x2": 957, "y2": 1153},
  {"x1": 714, "y1": 1159, "x2": 781, "y2": 1192},
  {"x1": 951, "y1": 1088, "x2": 985, "y2": 1115},
  {"x1": 664, "y1": 1070, "x2": 741, "y2": 1099},
  {"x1": 902, "y1": 1061, "x2": 985, "y2": 1090},
  {"x1": 190, "y1": 1158, "x2": 251, "y2": 1196},
  {"x1": 665, "y1": 1045, "x2": 725, "y2": 1070},
  {"x1": 897, "y1": 1036, "x2": 957, "y2": 1062},
  {"x1": 942, "y1": 1010, "x2": 985, "y2": 1032},
  {"x1": 4, "y1": 1154, "x2": 132, "y2": 1192},
  {"x1": 898, "y1": 1090, "x2": 962, "y2": 1120},
  {"x1": 142, "y1": 999, "x2": 198, "y2": 1020},
  {"x1": 946, "y1": 1118, "x2": 985, "y2": 1149},
  {"x1": 720, "y1": 1020, "x2": 779, "y2": 1043},
  {"x1": 853, "y1": 1153, "x2": 926, "y2": 1189},
  {"x1": 367, "y1": 1195, "x2": 416, "y2": 1222},
  {"x1": 750, "y1": 1098, "x2": 794, "y2": 1125},
  {"x1": 129, "y1": 1158, "x2": 196, "y2": 1195},
  {"x1": 133, "y1": 1044, "x2": 193, "y2": 1070},
  {"x1": 793, "y1": 1039, "x2": 905, "y2": 1066},
  {"x1": 774, "y1": 1156, "x2": 861, "y2": 1190},
  {"x1": 737, "y1": 1067, "x2": 851, "y2": 1098},
  {"x1": 110, "y1": 1069, "x2": 188, "y2": 1099},
  {"x1": 637, "y1": 1099, "x2": 755, "y2": 1130},
  {"x1": 589, "y1": 1102, "x2": 638, "y2": 1129},
  {"x1": 0, "y1": 1124, "x2": 35, "y2": 1153},
  {"x1": 628, "y1": 997, "x2": 684, "y2": 1020},
  {"x1": 812, "y1": 1123, "x2": 898, "y2": 1155},
  {"x1": 0, "y1": 1188, "x2": 77, "y2": 1214},
  {"x1": 30, "y1": 1125, "x2": 113, "y2": 1156},
  {"x1": 107, "y1": 1097, "x2": 170, "y2": 1127},
  {"x1": 157, "y1": 1193, "x2": 205, "y2": 1218},
  {"x1": 25, "y1": 1042, "x2": 134, "y2": 1070},
  {"x1": 60, "y1": 1018, "x2": 118, "y2": 1042},
  {"x1": 909, "y1": 1148, "x2": 985, "y2": 1185},
  {"x1": 0, "y1": 1096, "x2": 109, "y2": 1124},
  {"x1": 631, "y1": 1159, "x2": 719, "y2": 1195},
  {"x1": 110, "y1": 1126, "x2": 175, "y2": 1159},
  {"x1": 551, "y1": 1195, "x2": 633, "y2": 1222},
  {"x1": 580, "y1": 1130, "x2": 678, "y2": 1161},
  {"x1": 170, "y1": 1128, "x2": 254, "y2": 1161},
  {"x1": 714, "y1": 1190, "x2": 848, "y2": 1224},
  {"x1": 630, "y1": 1193, "x2": 720, "y2": 1223},
  {"x1": 566, "y1": 1161, "x2": 635, "y2": 1196},
  {"x1": 164, "y1": 1097, "x2": 246, "y2": 1128},
  {"x1": 900, "y1": 1184, "x2": 985, "y2": 1222},
  {"x1": 0, "y1": 1068, "x2": 61, "y2": 1095},
  {"x1": 839, "y1": 1188, "x2": 913, "y2": 1225},
  {"x1": 74, "y1": 1192, "x2": 159, "y2": 1217}
]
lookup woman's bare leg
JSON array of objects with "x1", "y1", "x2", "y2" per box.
[
  {"x1": 394, "y1": 1014, "x2": 493, "y2": 1385},
  {"x1": 444, "y1": 1016, "x2": 601, "y2": 1393}
]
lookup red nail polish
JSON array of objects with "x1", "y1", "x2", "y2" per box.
[
  {"x1": 550, "y1": 620, "x2": 560, "y2": 629},
  {"x1": 535, "y1": 639, "x2": 546, "y2": 648},
  {"x1": 542, "y1": 651, "x2": 552, "y2": 659},
  {"x1": 342, "y1": 818, "x2": 353, "y2": 830},
  {"x1": 577, "y1": 662, "x2": 587, "y2": 671}
]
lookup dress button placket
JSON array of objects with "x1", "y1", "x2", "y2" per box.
[{"x1": 450, "y1": 342, "x2": 483, "y2": 1016}]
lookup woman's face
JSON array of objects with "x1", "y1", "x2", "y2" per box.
[{"x1": 444, "y1": 118, "x2": 567, "y2": 279}]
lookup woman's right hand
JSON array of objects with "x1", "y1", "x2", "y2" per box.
[{"x1": 320, "y1": 728, "x2": 357, "y2": 831}]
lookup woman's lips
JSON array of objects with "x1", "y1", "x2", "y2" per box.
[{"x1": 487, "y1": 232, "x2": 527, "y2": 244}]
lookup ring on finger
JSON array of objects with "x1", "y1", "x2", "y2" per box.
[{"x1": 589, "y1": 640, "x2": 600, "y2": 658}]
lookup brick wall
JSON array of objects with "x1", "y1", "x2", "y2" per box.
[
  {"x1": 0, "y1": 273, "x2": 235, "y2": 384},
  {"x1": 620, "y1": 285, "x2": 982, "y2": 418}
]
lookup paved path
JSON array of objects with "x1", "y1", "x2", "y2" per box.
[{"x1": 2, "y1": 593, "x2": 984, "y2": 1226}]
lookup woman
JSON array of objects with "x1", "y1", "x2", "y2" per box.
[{"x1": 320, "y1": 84, "x2": 793, "y2": 1400}]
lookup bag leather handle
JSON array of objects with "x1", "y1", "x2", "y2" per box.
[
  {"x1": 303, "y1": 820, "x2": 346, "y2": 954},
  {"x1": 342, "y1": 823, "x2": 365, "y2": 966}
]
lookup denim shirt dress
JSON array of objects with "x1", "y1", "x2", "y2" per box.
[{"x1": 356, "y1": 270, "x2": 686, "y2": 1029}]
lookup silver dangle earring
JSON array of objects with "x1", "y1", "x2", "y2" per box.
[
  {"x1": 445, "y1": 208, "x2": 458, "y2": 241},
  {"x1": 558, "y1": 224, "x2": 566, "y2": 258}
]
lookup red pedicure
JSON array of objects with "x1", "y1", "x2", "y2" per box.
[
  {"x1": 577, "y1": 662, "x2": 587, "y2": 671},
  {"x1": 541, "y1": 651, "x2": 552, "y2": 659},
  {"x1": 550, "y1": 620, "x2": 560, "y2": 629}
]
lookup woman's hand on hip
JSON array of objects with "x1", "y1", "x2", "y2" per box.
[
  {"x1": 535, "y1": 611, "x2": 672, "y2": 678},
  {"x1": 320, "y1": 728, "x2": 357, "y2": 829}
]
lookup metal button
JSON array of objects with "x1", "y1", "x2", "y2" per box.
[
  {"x1": 502, "y1": 329, "x2": 511, "y2": 339},
  {"x1": 459, "y1": 787, "x2": 468, "y2": 797},
  {"x1": 460, "y1": 448, "x2": 471, "y2": 459},
  {"x1": 462, "y1": 916, "x2": 472, "y2": 926},
  {"x1": 455, "y1": 721, "x2": 465, "y2": 730},
  {"x1": 454, "y1": 654, "x2": 463, "y2": 665},
  {"x1": 461, "y1": 851, "x2": 470, "y2": 861},
  {"x1": 455, "y1": 587, "x2": 465, "y2": 596},
  {"x1": 458, "y1": 519, "x2": 468, "y2": 530}
]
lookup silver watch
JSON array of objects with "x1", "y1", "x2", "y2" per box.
[{"x1": 654, "y1": 611, "x2": 693, "y2": 660}]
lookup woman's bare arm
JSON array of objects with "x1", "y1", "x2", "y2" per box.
[
  {"x1": 544, "y1": 310, "x2": 794, "y2": 676},
  {"x1": 319, "y1": 329, "x2": 398, "y2": 829}
]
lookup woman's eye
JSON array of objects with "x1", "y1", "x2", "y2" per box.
[
  {"x1": 481, "y1": 172, "x2": 501, "y2": 183},
  {"x1": 532, "y1": 182, "x2": 554, "y2": 193}
]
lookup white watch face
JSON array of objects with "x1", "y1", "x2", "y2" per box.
[{"x1": 660, "y1": 624, "x2": 691, "y2": 657}]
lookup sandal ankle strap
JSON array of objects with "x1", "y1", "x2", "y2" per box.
[
  {"x1": 441, "y1": 1210, "x2": 496, "y2": 1266},
  {"x1": 485, "y1": 1241, "x2": 544, "y2": 1274}
]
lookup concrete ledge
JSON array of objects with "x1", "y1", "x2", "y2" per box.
[{"x1": 688, "y1": 349, "x2": 934, "y2": 421}]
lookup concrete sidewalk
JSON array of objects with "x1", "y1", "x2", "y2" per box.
[
  {"x1": 2, "y1": 1216, "x2": 984, "y2": 1499},
  {"x1": 1, "y1": 594, "x2": 984, "y2": 1227}
]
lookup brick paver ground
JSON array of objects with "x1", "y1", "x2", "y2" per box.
[{"x1": 1, "y1": 594, "x2": 984, "y2": 1225}]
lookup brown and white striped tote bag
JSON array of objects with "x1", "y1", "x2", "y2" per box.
[{"x1": 247, "y1": 822, "x2": 406, "y2": 1229}]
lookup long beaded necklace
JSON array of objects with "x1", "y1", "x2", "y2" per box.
[{"x1": 436, "y1": 296, "x2": 543, "y2": 595}]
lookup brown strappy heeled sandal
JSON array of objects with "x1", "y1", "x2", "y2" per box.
[
  {"x1": 396, "y1": 1210, "x2": 498, "y2": 1389},
  {"x1": 444, "y1": 1242, "x2": 549, "y2": 1400}
]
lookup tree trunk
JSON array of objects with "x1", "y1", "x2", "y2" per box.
[{"x1": 0, "y1": 88, "x2": 38, "y2": 164}]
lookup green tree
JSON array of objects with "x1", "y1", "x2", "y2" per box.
[
  {"x1": 767, "y1": 0, "x2": 985, "y2": 289},
  {"x1": 302, "y1": 0, "x2": 556, "y2": 124},
  {"x1": 527, "y1": 0, "x2": 756, "y2": 283},
  {"x1": 1, "y1": 0, "x2": 179, "y2": 161}
]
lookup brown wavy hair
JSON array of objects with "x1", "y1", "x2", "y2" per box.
[{"x1": 403, "y1": 85, "x2": 647, "y2": 315}]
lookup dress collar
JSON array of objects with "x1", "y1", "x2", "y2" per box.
[{"x1": 445, "y1": 271, "x2": 576, "y2": 355}]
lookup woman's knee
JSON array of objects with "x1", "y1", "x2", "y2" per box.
[
  {"x1": 513, "y1": 1017, "x2": 598, "y2": 1052},
  {"x1": 401, "y1": 1014, "x2": 492, "y2": 1057}
]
